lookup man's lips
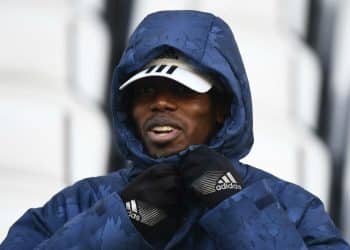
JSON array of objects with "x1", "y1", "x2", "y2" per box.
[
  {"x1": 143, "y1": 116, "x2": 182, "y2": 144},
  {"x1": 147, "y1": 127, "x2": 181, "y2": 144}
]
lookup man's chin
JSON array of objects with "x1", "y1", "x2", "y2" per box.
[{"x1": 148, "y1": 145, "x2": 188, "y2": 158}]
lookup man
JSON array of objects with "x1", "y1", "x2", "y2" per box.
[{"x1": 1, "y1": 10, "x2": 349, "y2": 250}]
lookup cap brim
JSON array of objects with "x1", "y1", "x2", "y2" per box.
[{"x1": 119, "y1": 64, "x2": 212, "y2": 93}]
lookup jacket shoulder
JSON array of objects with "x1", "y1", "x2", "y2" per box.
[
  {"x1": 243, "y1": 163, "x2": 324, "y2": 224},
  {"x1": 79, "y1": 167, "x2": 130, "y2": 199}
]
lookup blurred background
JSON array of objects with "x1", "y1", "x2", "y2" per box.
[{"x1": 1, "y1": 0, "x2": 350, "y2": 242}]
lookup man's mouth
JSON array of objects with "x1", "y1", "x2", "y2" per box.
[
  {"x1": 144, "y1": 116, "x2": 182, "y2": 145},
  {"x1": 147, "y1": 125, "x2": 181, "y2": 144},
  {"x1": 151, "y1": 125, "x2": 174, "y2": 133}
]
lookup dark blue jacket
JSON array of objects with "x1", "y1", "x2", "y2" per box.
[{"x1": 1, "y1": 10, "x2": 349, "y2": 250}]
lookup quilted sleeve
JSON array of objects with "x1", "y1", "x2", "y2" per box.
[
  {"x1": 0, "y1": 180, "x2": 151, "y2": 250},
  {"x1": 199, "y1": 179, "x2": 350, "y2": 250}
]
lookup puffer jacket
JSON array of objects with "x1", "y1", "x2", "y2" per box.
[{"x1": 1, "y1": 10, "x2": 349, "y2": 250}]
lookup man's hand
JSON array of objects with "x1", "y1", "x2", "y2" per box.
[
  {"x1": 181, "y1": 146, "x2": 243, "y2": 208},
  {"x1": 120, "y1": 164, "x2": 183, "y2": 242}
]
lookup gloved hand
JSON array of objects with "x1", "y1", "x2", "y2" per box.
[
  {"x1": 181, "y1": 146, "x2": 243, "y2": 208},
  {"x1": 120, "y1": 164, "x2": 183, "y2": 243}
]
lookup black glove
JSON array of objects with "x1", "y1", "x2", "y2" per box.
[
  {"x1": 120, "y1": 164, "x2": 183, "y2": 244},
  {"x1": 181, "y1": 146, "x2": 243, "y2": 208}
]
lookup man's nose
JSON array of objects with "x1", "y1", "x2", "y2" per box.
[{"x1": 150, "y1": 91, "x2": 177, "y2": 112}]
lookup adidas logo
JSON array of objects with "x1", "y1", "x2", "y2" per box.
[
  {"x1": 215, "y1": 172, "x2": 242, "y2": 191},
  {"x1": 191, "y1": 170, "x2": 242, "y2": 195},
  {"x1": 125, "y1": 200, "x2": 166, "y2": 226},
  {"x1": 125, "y1": 200, "x2": 141, "y2": 222},
  {"x1": 145, "y1": 64, "x2": 178, "y2": 75}
]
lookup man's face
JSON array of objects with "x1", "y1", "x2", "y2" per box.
[{"x1": 130, "y1": 77, "x2": 224, "y2": 157}]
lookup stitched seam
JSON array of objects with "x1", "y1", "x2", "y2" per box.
[
  {"x1": 201, "y1": 15, "x2": 215, "y2": 62},
  {"x1": 296, "y1": 197, "x2": 320, "y2": 228}
]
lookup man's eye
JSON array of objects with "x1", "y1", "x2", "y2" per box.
[
  {"x1": 136, "y1": 86, "x2": 156, "y2": 96},
  {"x1": 172, "y1": 85, "x2": 194, "y2": 96}
]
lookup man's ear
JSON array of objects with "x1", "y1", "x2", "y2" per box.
[
  {"x1": 216, "y1": 108, "x2": 226, "y2": 124},
  {"x1": 210, "y1": 86, "x2": 230, "y2": 125},
  {"x1": 215, "y1": 94, "x2": 231, "y2": 125}
]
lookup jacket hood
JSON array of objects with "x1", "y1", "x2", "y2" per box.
[{"x1": 111, "y1": 10, "x2": 253, "y2": 167}]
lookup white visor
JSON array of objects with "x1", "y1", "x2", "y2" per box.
[{"x1": 119, "y1": 57, "x2": 213, "y2": 93}]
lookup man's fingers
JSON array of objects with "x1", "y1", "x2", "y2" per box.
[{"x1": 144, "y1": 164, "x2": 180, "y2": 178}]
